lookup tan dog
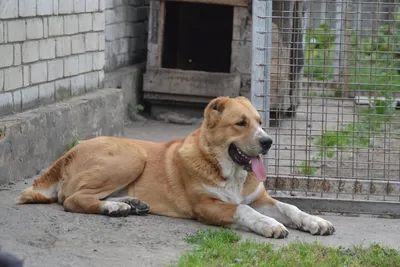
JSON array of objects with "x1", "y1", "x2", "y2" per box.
[{"x1": 16, "y1": 96, "x2": 335, "y2": 238}]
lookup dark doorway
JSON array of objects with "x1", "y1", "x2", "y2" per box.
[{"x1": 162, "y1": 2, "x2": 234, "y2": 73}]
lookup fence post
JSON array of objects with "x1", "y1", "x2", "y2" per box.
[{"x1": 251, "y1": 0, "x2": 273, "y2": 174}]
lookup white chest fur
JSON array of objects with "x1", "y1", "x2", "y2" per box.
[{"x1": 203, "y1": 158, "x2": 263, "y2": 205}]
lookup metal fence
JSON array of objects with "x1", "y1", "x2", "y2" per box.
[{"x1": 251, "y1": 0, "x2": 400, "y2": 217}]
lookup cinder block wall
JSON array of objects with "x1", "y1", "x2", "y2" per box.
[
  {"x1": 104, "y1": 0, "x2": 149, "y2": 72},
  {"x1": 0, "y1": 0, "x2": 106, "y2": 116}
]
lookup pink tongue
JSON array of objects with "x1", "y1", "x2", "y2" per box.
[{"x1": 251, "y1": 156, "x2": 267, "y2": 182}]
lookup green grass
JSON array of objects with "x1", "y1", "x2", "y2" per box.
[
  {"x1": 65, "y1": 136, "x2": 82, "y2": 152},
  {"x1": 296, "y1": 98, "x2": 399, "y2": 175},
  {"x1": 304, "y1": 22, "x2": 400, "y2": 92},
  {"x1": 171, "y1": 228, "x2": 400, "y2": 267},
  {"x1": 298, "y1": 161, "x2": 317, "y2": 176}
]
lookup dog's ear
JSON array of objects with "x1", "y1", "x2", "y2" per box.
[
  {"x1": 210, "y1": 97, "x2": 229, "y2": 113},
  {"x1": 204, "y1": 97, "x2": 229, "y2": 128}
]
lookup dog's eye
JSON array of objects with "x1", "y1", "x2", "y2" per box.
[{"x1": 236, "y1": 121, "x2": 247, "y2": 127}]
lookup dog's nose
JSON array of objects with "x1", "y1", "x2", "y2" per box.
[{"x1": 259, "y1": 137, "x2": 273, "y2": 150}]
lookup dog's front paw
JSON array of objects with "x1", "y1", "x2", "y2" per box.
[
  {"x1": 301, "y1": 215, "x2": 335, "y2": 236},
  {"x1": 259, "y1": 221, "x2": 289, "y2": 239}
]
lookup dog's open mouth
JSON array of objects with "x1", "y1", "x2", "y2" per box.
[{"x1": 228, "y1": 144, "x2": 267, "y2": 182}]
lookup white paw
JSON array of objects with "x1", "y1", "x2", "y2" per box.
[
  {"x1": 301, "y1": 215, "x2": 335, "y2": 236},
  {"x1": 256, "y1": 219, "x2": 290, "y2": 239},
  {"x1": 101, "y1": 201, "x2": 131, "y2": 217}
]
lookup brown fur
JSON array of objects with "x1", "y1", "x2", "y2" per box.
[{"x1": 16, "y1": 96, "x2": 267, "y2": 218}]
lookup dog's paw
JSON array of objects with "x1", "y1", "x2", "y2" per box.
[
  {"x1": 259, "y1": 221, "x2": 289, "y2": 239},
  {"x1": 301, "y1": 216, "x2": 335, "y2": 236},
  {"x1": 123, "y1": 198, "x2": 150, "y2": 216},
  {"x1": 101, "y1": 201, "x2": 132, "y2": 217}
]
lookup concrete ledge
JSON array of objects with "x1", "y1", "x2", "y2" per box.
[
  {"x1": 104, "y1": 63, "x2": 146, "y2": 119},
  {"x1": 0, "y1": 88, "x2": 124, "y2": 185}
]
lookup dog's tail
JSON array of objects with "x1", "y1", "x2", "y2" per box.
[{"x1": 15, "y1": 152, "x2": 72, "y2": 204}]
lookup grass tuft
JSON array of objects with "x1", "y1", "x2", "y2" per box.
[
  {"x1": 65, "y1": 137, "x2": 82, "y2": 153},
  {"x1": 171, "y1": 228, "x2": 400, "y2": 267}
]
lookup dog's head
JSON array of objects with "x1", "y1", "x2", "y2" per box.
[{"x1": 201, "y1": 96, "x2": 272, "y2": 181}]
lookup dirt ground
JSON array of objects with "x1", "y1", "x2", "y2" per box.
[{"x1": 1, "y1": 118, "x2": 400, "y2": 267}]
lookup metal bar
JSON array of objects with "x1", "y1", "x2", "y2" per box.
[
  {"x1": 274, "y1": 197, "x2": 400, "y2": 217},
  {"x1": 164, "y1": 0, "x2": 248, "y2": 6},
  {"x1": 267, "y1": 175, "x2": 400, "y2": 197}
]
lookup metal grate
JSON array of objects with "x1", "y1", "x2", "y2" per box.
[{"x1": 251, "y1": 0, "x2": 400, "y2": 216}]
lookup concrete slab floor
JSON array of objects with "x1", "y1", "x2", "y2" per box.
[{"x1": 1, "y1": 121, "x2": 399, "y2": 267}]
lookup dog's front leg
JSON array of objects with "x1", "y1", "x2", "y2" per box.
[
  {"x1": 251, "y1": 193, "x2": 335, "y2": 236},
  {"x1": 194, "y1": 199, "x2": 289, "y2": 239}
]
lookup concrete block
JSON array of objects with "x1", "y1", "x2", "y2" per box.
[
  {"x1": 21, "y1": 85, "x2": 39, "y2": 110},
  {"x1": 0, "y1": 44, "x2": 14, "y2": 68},
  {"x1": 4, "y1": 67, "x2": 23, "y2": 91},
  {"x1": 43, "y1": 18, "x2": 49, "y2": 38},
  {"x1": 56, "y1": 36, "x2": 71, "y2": 57},
  {"x1": 98, "y1": 32, "x2": 105, "y2": 50},
  {"x1": 233, "y1": 7, "x2": 252, "y2": 41},
  {"x1": 0, "y1": 70, "x2": 3, "y2": 91},
  {"x1": 93, "y1": 51, "x2": 105, "y2": 70},
  {"x1": 105, "y1": 10, "x2": 115, "y2": 24},
  {"x1": 39, "y1": 38, "x2": 56, "y2": 60},
  {"x1": 26, "y1": 18, "x2": 44, "y2": 40},
  {"x1": 48, "y1": 58, "x2": 64, "y2": 81},
  {"x1": 85, "y1": 71, "x2": 99, "y2": 92},
  {"x1": 14, "y1": 44, "x2": 21, "y2": 65},
  {"x1": 98, "y1": 69, "x2": 104, "y2": 87},
  {"x1": 23, "y1": 66, "x2": 30, "y2": 86},
  {"x1": 99, "y1": 0, "x2": 105, "y2": 11},
  {"x1": 37, "y1": 0, "x2": 54, "y2": 15},
  {"x1": 30, "y1": 62, "x2": 48, "y2": 84},
  {"x1": 53, "y1": 0, "x2": 59, "y2": 14},
  {"x1": 71, "y1": 74, "x2": 85, "y2": 95},
  {"x1": 13, "y1": 89, "x2": 22, "y2": 112},
  {"x1": 39, "y1": 82, "x2": 55, "y2": 105},
  {"x1": 86, "y1": 0, "x2": 99, "y2": 12},
  {"x1": 93, "y1": 12, "x2": 105, "y2": 31},
  {"x1": 0, "y1": 22, "x2": 4, "y2": 44},
  {"x1": 7, "y1": 20, "x2": 26, "y2": 42},
  {"x1": 19, "y1": 0, "x2": 36, "y2": 17},
  {"x1": 64, "y1": 15, "x2": 79, "y2": 35},
  {"x1": 55, "y1": 77, "x2": 71, "y2": 100},
  {"x1": 59, "y1": 0, "x2": 73, "y2": 14},
  {"x1": 85, "y1": 32, "x2": 99, "y2": 51},
  {"x1": 22, "y1": 41, "x2": 39, "y2": 63},
  {"x1": 0, "y1": 0, "x2": 18, "y2": 19},
  {"x1": 64, "y1": 55, "x2": 79, "y2": 76},
  {"x1": 78, "y1": 53, "x2": 93, "y2": 73},
  {"x1": 120, "y1": 38, "x2": 128, "y2": 54},
  {"x1": 105, "y1": 0, "x2": 114, "y2": 9},
  {"x1": 0, "y1": 92, "x2": 13, "y2": 115},
  {"x1": 0, "y1": 88, "x2": 124, "y2": 184},
  {"x1": 71, "y1": 34, "x2": 85, "y2": 54},
  {"x1": 74, "y1": 0, "x2": 86, "y2": 13},
  {"x1": 126, "y1": 22, "x2": 145, "y2": 38},
  {"x1": 78, "y1": 13, "x2": 93, "y2": 33},
  {"x1": 105, "y1": 23, "x2": 118, "y2": 41},
  {"x1": 128, "y1": 6, "x2": 149, "y2": 22},
  {"x1": 104, "y1": 64, "x2": 145, "y2": 118},
  {"x1": 240, "y1": 74, "x2": 251, "y2": 92},
  {"x1": 49, "y1": 16, "x2": 64, "y2": 36},
  {"x1": 230, "y1": 40, "x2": 251, "y2": 74},
  {"x1": 114, "y1": 6, "x2": 126, "y2": 23}
]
